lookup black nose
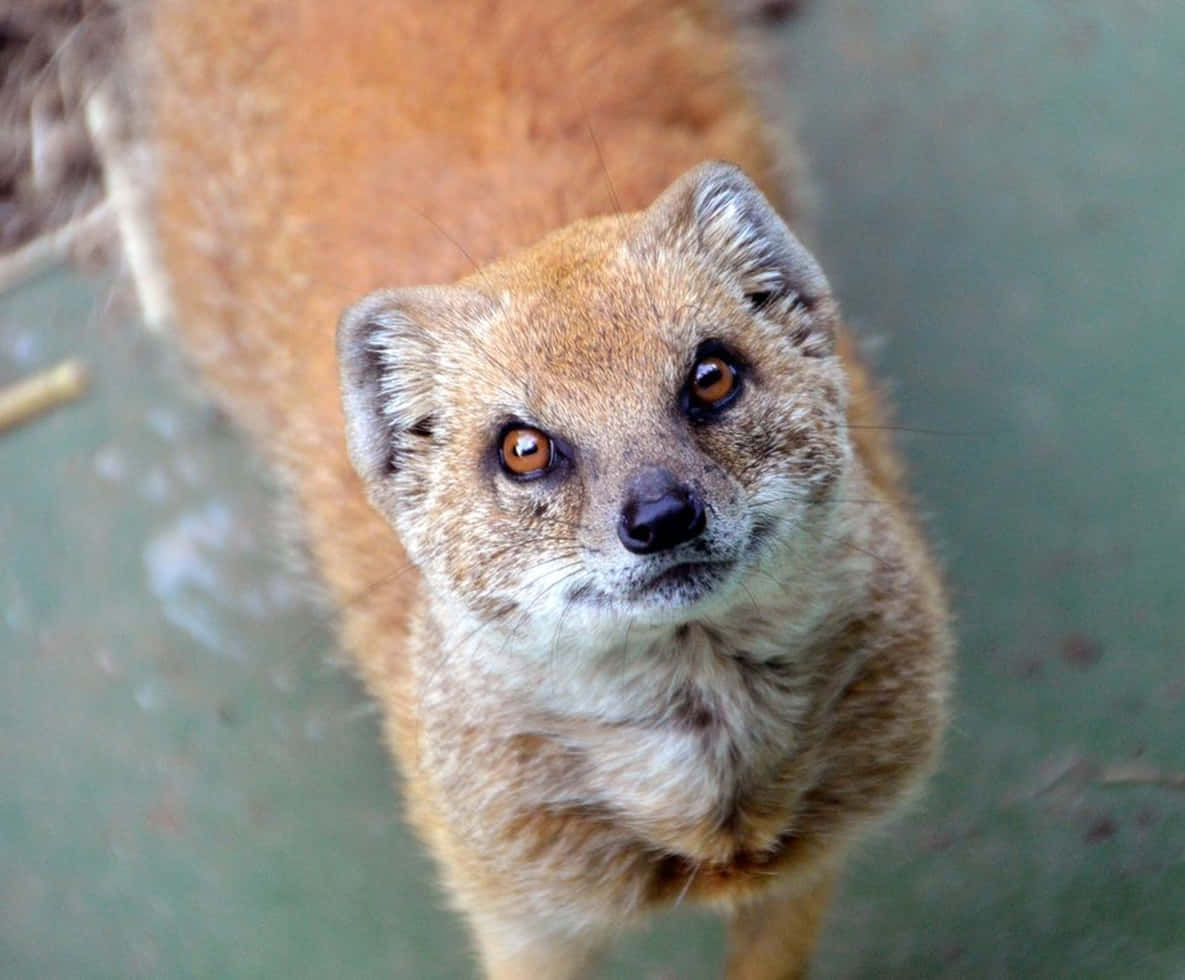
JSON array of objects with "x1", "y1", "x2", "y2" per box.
[{"x1": 617, "y1": 468, "x2": 706, "y2": 555}]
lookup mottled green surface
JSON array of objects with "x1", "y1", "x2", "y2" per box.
[
  {"x1": 788, "y1": 4, "x2": 1185, "y2": 975},
  {"x1": 2, "y1": 2, "x2": 1182, "y2": 977}
]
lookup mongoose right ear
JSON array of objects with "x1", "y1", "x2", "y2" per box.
[
  {"x1": 337, "y1": 286, "x2": 483, "y2": 486},
  {"x1": 649, "y1": 161, "x2": 837, "y2": 355}
]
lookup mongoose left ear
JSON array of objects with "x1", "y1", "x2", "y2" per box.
[
  {"x1": 651, "y1": 161, "x2": 836, "y2": 355},
  {"x1": 337, "y1": 285, "x2": 488, "y2": 489}
]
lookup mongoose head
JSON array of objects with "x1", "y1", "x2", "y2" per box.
[{"x1": 338, "y1": 162, "x2": 850, "y2": 636}]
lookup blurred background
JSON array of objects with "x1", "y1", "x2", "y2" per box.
[{"x1": 2, "y1": 1, "x2": 1182, "y2": 976}]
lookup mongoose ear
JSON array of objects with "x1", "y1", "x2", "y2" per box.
[
  {"x1": 336, "y1": 286, "x2": 468, "y2": 486},
  {"x1": 651, "y1": 161, "x2": 835, "y2": 355}
]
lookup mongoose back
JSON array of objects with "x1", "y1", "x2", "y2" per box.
[{"x1": 148, "y1": 1, "x2": 953, "y2": 976}]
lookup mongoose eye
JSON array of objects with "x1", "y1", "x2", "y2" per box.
[
  {"x1": 692, "y1": 356, "x2": 736, "y2": 404},
  {"x1": 499, "y1": 425, "x2": 554, "y2": 478},
  {"x1": 683, "y1": 341, "x2": 742, "y2": 419}
]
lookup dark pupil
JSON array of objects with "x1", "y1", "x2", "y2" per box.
[
  {"x1": 514, "y1": 434, "x2": 540, "y2": 458},
  {"x1": 696, "y1": 361, "x2": 723, "y2": 392}
]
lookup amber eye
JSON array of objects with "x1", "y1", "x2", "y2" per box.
[
  {"x1": 691, "y1": 356, "x2": 736, "y2": 406},
  {"x1": 682, "y1": 341, "x2": 743, "y2": 421},
  {"x1": 499, "y1": 426, "x2": 553, "y2": 477}
]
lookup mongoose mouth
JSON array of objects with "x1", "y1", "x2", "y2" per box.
[
  {"x1": 627, "y1": 559, "x2": 734, "y2": 604},
  {"x1": 568, "y1": 519, "x2": 777, "y2": 611},
  {"x1": 629, "y1": 517, "x2": 778, "y2": 606},
  {"x1": 565, "y1": 558, "x2": 734, "y2": 610}
]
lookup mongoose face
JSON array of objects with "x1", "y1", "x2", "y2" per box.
[{"x1": 339, "y1": 163, "x2": 849, "y2": 636}]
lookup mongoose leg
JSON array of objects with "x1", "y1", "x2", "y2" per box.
[
  {"x1": 469, "y1": 914, "x2": 603, "y2": 980},
  {"x1": 725, "y1": 873, "x2": 836, "y2": 980}
]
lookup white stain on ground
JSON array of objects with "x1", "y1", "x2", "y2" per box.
[
  {"x1": 143, "y1": 499, "x2": 241, "y2": 659},
  {"x1": 134, "y1": 679, "x2": 161, "y2": 713},
  {"x1": 93, "y1": 445, "x2": 127, "y2": 482},
  {"x1": 142, "y1": 498, "x2": 307, "y2": 660},
  {"x1": 1, "y1": 327, "x2": 41, "y2": 367},
  {"x1": 138, "y1": 466, "x2": 172, "y2": 503},
  {"x1": 146, "y1": 407, "x2": 182, "y2": 440}
]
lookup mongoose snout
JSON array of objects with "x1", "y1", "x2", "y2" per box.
[{"x1": 617, "y1": 467, "x2": 707, "y2": 554}]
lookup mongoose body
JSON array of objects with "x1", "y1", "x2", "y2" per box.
[{"x1": 149, "y1": 1, "x2": 952, "y2": 976}]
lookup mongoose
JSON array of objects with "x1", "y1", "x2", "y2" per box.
[{"x1": 148, "y1": 1, "x2": 953, "y2": 976}]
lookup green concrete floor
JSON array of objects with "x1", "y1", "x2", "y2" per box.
[{"x1": 3, "y1": 2, "x2": 1183, "y2": 977}]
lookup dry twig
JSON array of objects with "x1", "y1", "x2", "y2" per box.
[
  {"x1": 0, "y1": 201, "x2": 113, "y2": 295},
  {"x1": 1098, "y1": 762, "x2": 1185, "y2": 792},
  {"x1": 0, "y1": 358, "x2": 89, "y2": 433}
]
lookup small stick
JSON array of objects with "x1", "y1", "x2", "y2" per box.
[
  {"x1": 0, "y1": 359, "x2": 89, "y2": 433},
  {"x1": 1099, "y1": 762, "x2": 1185, "y2": 791},
  {"x1": 85, "y1": 84, "x2": 173, "y2": 330},
  {"x1": 0, "y1": 201, "x2": 113, "y2": 296}
]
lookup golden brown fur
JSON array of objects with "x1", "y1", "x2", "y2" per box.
[{"x1": 148, "y1": 1, "x2": 953, "y2": 976}]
